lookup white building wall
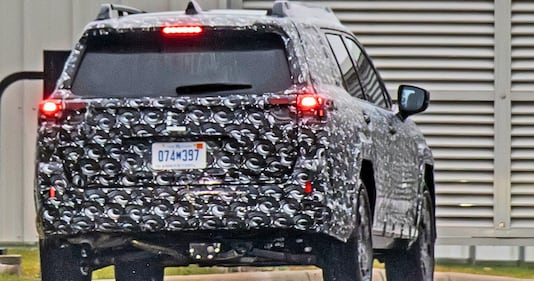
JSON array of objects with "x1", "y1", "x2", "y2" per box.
[
  {"x1": 476, "y1": 246, "x2": 521, "y2": 262},
  {"x1": 435, "y1": 245, "x2": 472, "y2": 261},
  {"x1": 0, "y1": 0, "x2": 230, "y2": 244},
  {"x1": 0, "y1": 0, "x2": 25, "y2": 243}
]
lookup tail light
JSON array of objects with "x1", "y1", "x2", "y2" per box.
[
  {"x1": 39, "y1": 99, "x2": 86, "y2": 119},
  {"x1": 297, "y1": 94, "x2": 326, "y2": 117},
  {"x1": 39, "y1": 100, "x2": 63, "y2": 118},
  {"x1": 267, "y1": 91, "x2": 329, "y2": 118},
  {"x1": 297, "y1": 95, "x2": 322, "y2": 111}
]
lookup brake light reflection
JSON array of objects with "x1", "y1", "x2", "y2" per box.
[
  {"x1": 304, "y1": 181, "x2": 313, "y2": 194},
  {"x1": 162, "y1": 26, "x2": 203, "y2": 36}
]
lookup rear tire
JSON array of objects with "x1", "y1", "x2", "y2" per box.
[
  {"x1": 115, "y1": 258, "x2": 164, "y2": 281},
  {"x1": 320, "y1": 187, "x2": 373, "y2": 281},
  {"x1": 40, "y1": 239, "x2": 91, "y2": 281},
  {"x1": 385, "y1": 191, "x2": 435, "y2": 281}
]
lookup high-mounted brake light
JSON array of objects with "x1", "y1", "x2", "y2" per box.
[
  {"x1": 39, "y1": 100, "x2": 62, "y2": 118},
  {"x1": 162, "y1": 26, "x2": 203, "y2": 36}
]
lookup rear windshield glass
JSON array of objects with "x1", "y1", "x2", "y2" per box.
[{"x1": 71, "y1": 29, "x2": 293, "y2": 97}]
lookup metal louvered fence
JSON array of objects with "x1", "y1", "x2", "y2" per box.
[
  {"x1": 242, "y1": 0, "x2": 534, "y2": 247},
  {"x1": 1, "y1": 1, "x2": 534, "y2": 254}
]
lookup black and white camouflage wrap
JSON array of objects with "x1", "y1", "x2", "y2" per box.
[{"x1": 36, "y1": 12, "x2": 433, "y2": 242}]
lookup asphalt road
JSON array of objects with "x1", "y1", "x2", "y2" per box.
[{"x1": 102, "y1": 269, "x2": 534, "y2": 281}]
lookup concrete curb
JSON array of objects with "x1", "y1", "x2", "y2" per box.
[
  {"x1": 101, "y1": 269, "x2": 534, "y2": 281},
  {"x1": 433, "y1": 271, "x2": 534, "y2": 281}
]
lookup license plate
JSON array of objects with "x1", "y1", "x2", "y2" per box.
[{"x1": 151, "y1": 142, "x2": 207, "y2": 170}]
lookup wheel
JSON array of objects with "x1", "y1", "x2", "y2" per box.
[
  {"x1": 320, "y1": 187, "x2": 373, "y2": 281},
  {"x1": 385, "y1": 191, "x2": 435, "y2": 281},
  {"x1": 40, "y1": 239, "x2": 91, "y2": 281},
  {"x1": 115, "y1": 258, "x2": 164, "y2": 281}
]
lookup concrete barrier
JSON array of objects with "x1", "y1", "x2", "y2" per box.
[{"x1": 0, "y1": 254, "x2": 21, "y2": 275}]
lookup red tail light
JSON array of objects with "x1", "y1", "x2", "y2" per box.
[
  {"x1": 39, "y1": 100, "x2": 62, "y2": 118},
  {"x1": 297, "y1": 95, "x2": 322, "y2": 111},
  {"x1": 267, "y1": 93, "x2": 328, "y2": 117},
  {"x1": 297, "y1": 95, "x2": 326, "y2": 117},
  {"x1": 162, "y1": 26, "x2": 203, "y2": 36}
]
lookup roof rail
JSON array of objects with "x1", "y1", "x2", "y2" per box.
[
  {"x1": 270, "y1": 1, "x2": 340, "y2": 24},
  {"x1": 96, "y1": 4, "x2": 145, "y2": 20}
]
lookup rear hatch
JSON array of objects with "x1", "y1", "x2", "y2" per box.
[{"x1": 53, "y1": 27, "x2": 299, "y2": 188}]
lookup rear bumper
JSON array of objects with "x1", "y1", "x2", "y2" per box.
[{"x1": 36, "y1": 183, "x2": 336, "y2": 238}]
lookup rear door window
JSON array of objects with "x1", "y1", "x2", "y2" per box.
[
  {"x1": 72, "y1": 29, "x2": 293, "y2": 97},
  {"x1": 343, "y1": 37, "x2": 391, "y2": 109}
]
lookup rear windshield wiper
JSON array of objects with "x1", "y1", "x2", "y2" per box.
[{"x1": 175, "y1": 83, "x2": 253, "y2": 94}]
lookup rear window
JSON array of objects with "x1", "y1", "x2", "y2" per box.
[{"x1": 71, "y1": 29, "x2": 293, "y2": 97}]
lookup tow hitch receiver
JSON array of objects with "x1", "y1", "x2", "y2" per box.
[{"x1": 189, "y1": 243, "x2": 222, "y2": 260}]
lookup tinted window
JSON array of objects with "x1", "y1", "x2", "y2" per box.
[
  {"x1": 326, "y1": 34, "x2": 364, "y2": 99},
  {"x1": 344, "y1": 37, "x2": 389, "y2": 108},
  {"x1": 72, "y1": 30, "x2": 292, "y2": 97}
]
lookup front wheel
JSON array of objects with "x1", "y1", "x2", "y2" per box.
[
  {"x1": 320, "y1": 187, "x2": 373, "y2": 281},
  {"x1": 385, "y1": 191, "x2": 435, "y2": 281}
]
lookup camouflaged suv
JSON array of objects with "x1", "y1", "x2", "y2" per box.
[{"x1": 35, "y1": 1, "x2": 436, "y2": 281}]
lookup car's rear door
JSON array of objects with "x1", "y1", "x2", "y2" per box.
[{"x1": 342, "y1": 35, "x2": 422, "y2": 238}]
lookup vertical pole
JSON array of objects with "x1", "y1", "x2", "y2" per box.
[
  {"x1": 493, "y1": 0, "x2": 512, "y2": 232},
  {"x1": 469, "y1": 245, "x2": 476, "y2": 266},
  {"x1": 519, "y1": 246, "x2": 525, "y2": 265}
]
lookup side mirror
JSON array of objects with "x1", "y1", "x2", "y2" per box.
[{"x1": 397, "y1": 84, "x2": 429, "y2": 120}]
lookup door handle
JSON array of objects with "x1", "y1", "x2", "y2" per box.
[{"x1": 362, "y1": 112, "x2": 371, "y2": 124}]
